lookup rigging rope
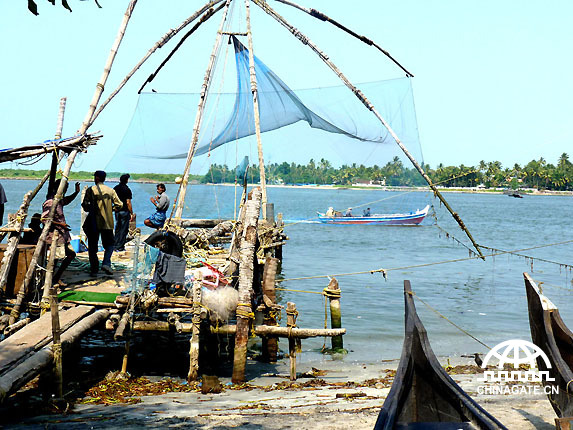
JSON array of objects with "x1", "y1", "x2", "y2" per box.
[
  {"x1": 408, "y1": 290, "x2": 492, "y2": 350},
  {"x1": 276, "y1": 239, "x2": 573, "y2": 283}
]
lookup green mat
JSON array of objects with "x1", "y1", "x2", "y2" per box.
[{"x1": 58, "y1": 290, "x2": 120, "y2": 303}]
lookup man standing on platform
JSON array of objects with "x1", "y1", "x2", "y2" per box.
[
  {"x1": 82, "y1": 170, "x2": 123, "y2": 276},
  {"x1": 113, "y1": 174, "x2": 134, "y2": 252}
]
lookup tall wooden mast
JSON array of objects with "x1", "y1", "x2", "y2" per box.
[
  {"x1": 174, "y1": 0, "x2": 234, "y2": 219},
  {"x1": 244, "y1": 0, "x2": 268, "y2": 219}
]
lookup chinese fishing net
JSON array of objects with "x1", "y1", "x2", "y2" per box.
[{"x1": 107, "y1": 35, "x2": 430, "y2": 216}]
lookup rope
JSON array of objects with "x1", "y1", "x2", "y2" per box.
[
  {"x1": 276, "y1": 239, "x2": 573, "y2": 283},
  {"x1": 480, "y1": 244, "x2": 573, "y2": 271},
  {"x1": 236, "y1": 302, "x2": 255, "y2": 320},
  {"x1": 407, "y1": 290, "x2": 491, "y2": 350}
]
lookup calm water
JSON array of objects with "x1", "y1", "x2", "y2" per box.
[{"x1": 2, "y1": 179, "x2": 572, "y2": 364}]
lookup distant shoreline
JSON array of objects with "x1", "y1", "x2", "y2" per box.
[{"x1": 1, "y1": 176, "x2": 571, "y2": 196}]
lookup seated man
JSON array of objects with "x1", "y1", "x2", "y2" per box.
[
  {"x1": 325, "y1": 207, "x2": 335, "y2": 217},
  {"x1": 344, "y1": 207, "x2": 353, "y2": 217},
  {"x1": 363, "y1": 207, "x2": 371, "y2": 217},
  {"x1": 144, "y1": 183, "x2": 170, "y2": 229}
]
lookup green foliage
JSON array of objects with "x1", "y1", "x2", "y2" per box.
[
  {"x1": 0, "y1": 169, "x2": 201, "y2": 184},
  {"x1": 3, "y1": 153, "x2": 572, "y2": 191}
]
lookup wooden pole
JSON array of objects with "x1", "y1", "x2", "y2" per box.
[
  {"x1": 9, "y1": 0, "x2": 139, "y2": 325},
  {"x1": 127, "y1": 321, "x2": 345, "y2": 337},
  {"x1": 92, "y1": 0, "x2": 225, "y2": 124},
  {"x1": 261, "y1": 257, "x2": 279, "y2": 362},
  {"x1": 232, "y1": 188, "x2": 262, "y2": 383},
  {"x1": 173, "y1": 0, "x2": 233, "y2": 220},
  {"x1": 118, "y1": 233, "x2": 139, "y2": 374},
  {"x1": 49, "y1": 278, "x2": 63, "y2": 399},
  {"x1": 273, "y1": 0, "x2": 414, "y2": 77},
  {"x1": 244, "y1": 0, "x2": 268, "y2": 220},
  {"x1": 0, "y1": 172, "x2": 50, "y2": 293},
  {"x1": 188, "y1": 280, "x2": 202, "y2": 381},
  {"x1": 41, "y1": 231, "x2": 59, "y2": 306},
  {"x1": 286, "y1": 302, "x2": 297, "y2": 381},
  {"x1": 252, "y1": 0, "x2": 484, "y2": 259},
  {"x1": 324, "y1": 278, "x2": 343, "y2": 351},
  {"x1": 0, "y1": 309, "x2": 110, "y2": 403},
  {"x1": 0, "y1": 97, "x2": 64, "y2": 295}
]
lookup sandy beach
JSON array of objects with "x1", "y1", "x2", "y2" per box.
[{"x1": 2, "y1": 355, "x2": 558, "y2": 429}]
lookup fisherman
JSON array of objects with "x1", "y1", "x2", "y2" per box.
[
  {"x1": 325, "y1": 207, "x2": 335, "y2": 217},
  {"x1": 363, "y1": 207, "x2": 371, "y2": 217},
  {"x1": 21, "y1": 213, "x2": 42, "y2": 245},
  {"x1": 344, "y1": 207, "x2": 353, "y2": 217},
  {"x1": 144, "y1": 183, "x2": 169, "y2": 229},
  {"x1": 82, "y1": 170, "x2": 123, "y2": 276},
  {"x1": 42, "y1": 179, "x2": 80, "y2": 286},
  {"x1": 113, "y1": 173, "x2": 135, "y2": 252}
]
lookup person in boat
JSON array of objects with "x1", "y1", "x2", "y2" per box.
[
  {"x1": 113, "y1": 173, "x2": 135, "y2": 252},
  {"x1": 363, "y1": 207, "x2": 371, "y2": 217},
  {"x1": 325, "y1": 207, "x2": 335, "y2": 217},
  {"x1": 82, "y1": 170, "x2": 123, "y2": 277},
  {"x1": 144, "y1": 183, "x2": 170, "y2": 229},
  {"x1": 42, "y1": 179, "x2": 80, "y2": 286},
  {"x1": 21, "y1": 213, "x2": 43, "y2": 245},
  {"x1": 344, "y1": 207, "x2": 353, "y2": 217}
]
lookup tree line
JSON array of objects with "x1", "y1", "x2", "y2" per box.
[
  {"x1": 201, "y1": 153, "x2": 573, "y2": 191},
  {"x1": 1, "y1": 153, "x2": 571, "y2": 191}
]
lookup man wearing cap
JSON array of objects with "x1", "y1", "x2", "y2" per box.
[
  {"x1": 344, "y1": 207, "x2": 353, "y2": 217},
  {"x1": 81, "y1": 170, "x2": 123, "y2": 276},
  {"x1": 113, "y1": 174, "x2": 134, "y2": 252}
]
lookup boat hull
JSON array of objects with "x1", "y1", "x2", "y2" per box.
[
  {"x1": 524, "y1": 273, "x2": 573, "y2": 418},
  {"x1": 375, "y1": 280, "x2": 506, "y2": 429},
  {"x1": 318, "y1": 205, "x2": 429, "y2": 225}
]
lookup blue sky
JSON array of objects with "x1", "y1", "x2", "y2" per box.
[{"x1": 1, "y1": 0, "x2": 572, "y2": 173}]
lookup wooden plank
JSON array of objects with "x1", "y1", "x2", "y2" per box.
[{"x1": 0, "y1": 305, "x2": 94, "y2": 375}]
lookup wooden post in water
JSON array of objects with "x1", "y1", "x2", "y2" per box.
[
  {"x1": 232, "y1": 188, "x2": 262, "y2": 383},
  {"x1": 275, "y1": 213, "x2": 283, "y2": 261},
  {"x1": 286, "y1": 302, "x2": 298, "y2": 381},
  {"x1": 188, "y1": 280, "x2": 202, "y2": 381},
  {"x1": 324, "y1": 278, "x2": 343, "y2": 351},
  {"x1": 261, "y1": 257, "x2": 279, "y2": 362}
]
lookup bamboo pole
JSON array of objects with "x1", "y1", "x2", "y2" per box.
[
  {"x1": 261, "y1": 257, "x2": 279, "y2": 362},
  {"x1": 126, "y1": 321, "x2": 346, "y2": 338},
  {"x1": 173, "y1": 0, "x2": 233, "y2": 220},
  {"x1": 252, "y1": 0, "x2": 484, "y2": 259},
  {"x1": 272, "y1": 0, "x2": 414, "y2": 77},
  {"x1": 244, "y1": 0, "x2": 268, "y2": 220},
  {"x1": 92, "y1": 0, "x2": 225, "y2": 123},
  {"x1": 0, "y1": 172, "x2": 50, "y2": 293},
  {"x1": 188, "y1": 280, "x2": 202, "y2": 381},
  {"x1": 0, "y1": 97, "x2": 65, "y2": 295},
  {"x1": 41, "y1": 231, "x2": 59, "y2": 306},
  {"x1": 286, "y1": 302, "x2": 297, "y2": 381},
  {"x1": 9, "y1": 0, "x2": 139, "y2": 325},
  {"x1": 232, "y1": 188, "x2": 262, "y2": 383},
  {"x1": 49, "y1": 277, "x2": 63, "y2": 399}
]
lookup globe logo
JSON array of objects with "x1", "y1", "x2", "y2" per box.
[{"x1": 481, "y1": 339, "x2": 551, "y2": 369}]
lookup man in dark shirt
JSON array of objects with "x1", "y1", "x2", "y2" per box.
[{"x1": 113, "y1": 174, "x2": 134, "y2": 251}]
